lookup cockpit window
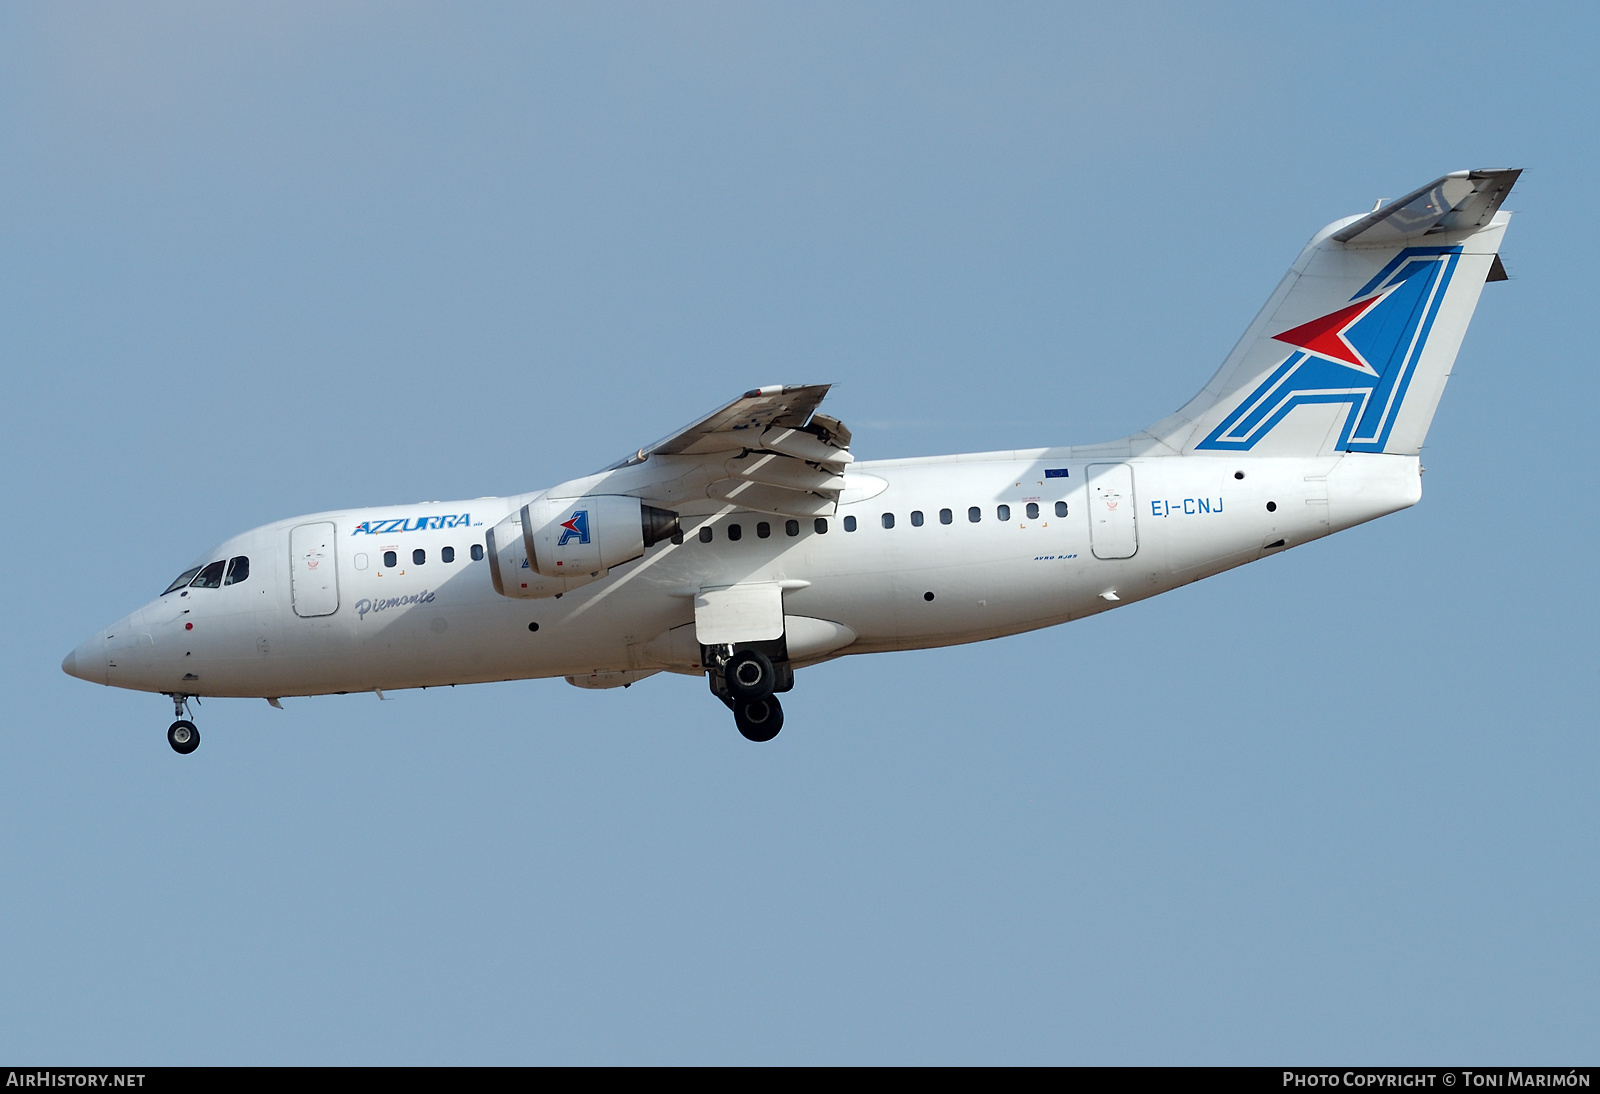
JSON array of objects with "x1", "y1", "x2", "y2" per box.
[
  {"x1": 224, "y1": 556, "x2": 250, "y2": 585},
  {"x1": 190, "y1": 560, "x2": 227, "y2": 589},
  {"x1": 162, "y1": 567, "x2": 204, "y2": 595}
]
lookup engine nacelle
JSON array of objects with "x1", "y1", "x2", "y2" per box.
[
  {"x1": 485, "y1": 513, "x2": 577, "y2": 599},
  {"x1": 486, "y1": 495, "x2": 679, "y2": 599}
]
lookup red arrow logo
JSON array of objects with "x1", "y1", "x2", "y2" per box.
[{"x1": 1272, "y1": 291, "x2": 1392, "y2": 375}]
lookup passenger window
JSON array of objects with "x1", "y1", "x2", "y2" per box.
[
  {"x1": 785, "y1": 519, "x2": 800, "y2": 537},
  {"x1": 997, "y1": 504, "x2": 1011, "y2": 521},
  {"x1": 881, "y1": 513, "x2": 895, "y2": 529},
  {"x1": 728, "y1": 523, "x2": 742, "y2": 541},
  {"x1": 413, "y1": 548, "x2": 426, "y2": 565},
  {"x1": 163, "y1": 566, "x2": 204, "y2": 595},
  {"x1": 1055, "y1": 501, "x2": 1068, "y2": 517},
  {"x1": 844, "y1": 515, "x2": 857, "y2": 532},
  {"x1": 383, "y1": 550, "x2": 398, "y2": 568},
  {"x1": 191, "y1": 560, "x2": 226, "y2": 589},
  {"x1": 814, "y1": 518, "x2": 828, "y2": 534},
  {"x1": 1026, "y1": 502, "x2": 1039, "y2": 520},
  {"x1": 699, "y1": 526, "x2": 713, "y2": 543},
  {"x1": 224, "y1": 556, "x2": 250, "y2": 585},
  {"x1": 968, "y1": 507, "x2": 981, "y2": 523},
  {"x1": 757, "y1": 522, "x2": 771, "y2": 539},
  {"x1": 471, "y1": 544, "x2": 484, "y2": 561},
  {"x1": 940, "y1": 508, "x2": 953, "y2": 525},
  {"x1": 911, "y1": 510, "x2": 924, "y2": 526},
  {"x1": 442, "y1": 546, "x2": 455, "y2": 563}
]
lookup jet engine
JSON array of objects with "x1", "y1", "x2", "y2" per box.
[{"x1": 486, "y1": 495, "x2": 679, "y2": 599}]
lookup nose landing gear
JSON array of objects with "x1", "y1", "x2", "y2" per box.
[
  {"x1": 167, "y1": 720, "x2": 200, "y2": 754},
  {"x1": 164, "y1": 693, "x2": 200, "y2": 754}
]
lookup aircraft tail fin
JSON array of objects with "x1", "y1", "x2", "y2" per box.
[{"x1": 1146, "y1": 169, "x2": 1519, "y2": 458}]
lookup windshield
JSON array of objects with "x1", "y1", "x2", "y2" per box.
[
  {"x1": 162, "y1": 566, "x2": 204, "y2": 595},
  {"x1": 190, "y1": 560, "x2": 226, "y2": 589},
  {"x1": 162, "y1": 555, "x2": 252, "y2": 595}
]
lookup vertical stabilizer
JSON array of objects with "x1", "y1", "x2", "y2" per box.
[{"x1": 1143, "y1": 169, "x2": 1518, "y2": 458}]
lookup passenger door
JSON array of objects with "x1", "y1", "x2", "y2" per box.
[
  {"x1": 1086, "y1": 463, "x2": 1139, "y2": 560},
  {"x1": 289, "y1": 522, "x2": 340, "y2": 617}
]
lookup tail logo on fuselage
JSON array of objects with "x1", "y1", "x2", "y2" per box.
[
  {"x1": 557, "y1": 510, "x2": 591, "y2": 546},
  {"x1": 1196, "y1": 246, "x2": 1462, "y2": 452}
]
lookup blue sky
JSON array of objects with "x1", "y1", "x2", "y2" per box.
[{"x1": 3, "y1": 2, "x2": 1596, "y2": 1063}]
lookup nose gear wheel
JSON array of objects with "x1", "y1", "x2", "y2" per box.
[{"x1": 167, "y1": 720, "x2": 200, "y2": 754}]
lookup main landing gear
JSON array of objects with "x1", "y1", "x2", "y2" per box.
[
  {"x1": 165, "y1": 693, "x2": 200, "y2": 754},
  {"x1": 709, "y1": 648, "x2": 792, "y2": 742},
  {"x1": 733, "y1": 695, "x2": 783, "y2": 743}
]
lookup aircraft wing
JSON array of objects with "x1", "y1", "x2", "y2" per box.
[{"x1": 604, "y1": 384, "x2": 855, "y2": 517}]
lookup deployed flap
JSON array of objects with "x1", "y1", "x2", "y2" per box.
[
  {"x1": 758, "y1": 426, "x2": 853, "y2": 468},
  {"x1": 1332, "y1": 169, "x2": 1521, "y2": 245},
  {"x1": 708, "y1": 480, "x2": 837, "y2": 517},
  {"x1": 607, "y1": 384, "x2": 854, "y2": 517},
  {"x1": 695, "y1": 583, "x2": 785, "y2": 645}
]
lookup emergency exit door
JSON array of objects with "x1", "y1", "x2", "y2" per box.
[
  {"x1": 290, "y1": 522, "x2": 340, "y2": 617},
  {"x1": 1087, "y1": 463, "x2": 1139, "y2": 560}
]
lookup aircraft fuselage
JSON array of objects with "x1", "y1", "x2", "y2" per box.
[{"x1": 65, "y1": 451, "x2": 1418, "y2": 701}]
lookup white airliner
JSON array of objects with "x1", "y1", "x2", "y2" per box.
[{"x1": 64, "y1": 170, "x2": 1520, "y2": 752}]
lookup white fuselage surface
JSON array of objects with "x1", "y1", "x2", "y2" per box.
[{"x1": 69, "y1": 451, "x2": 1416, "y2": 699}]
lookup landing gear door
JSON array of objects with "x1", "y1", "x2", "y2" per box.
[
  {"x1": 694, "y1": 583, "x2": 785, "y2": 646},
  {"x1": 290, "y1": 522, "x2": 340, "y2": 618},
  {"x1": 1087, "y1": 463, "x2": 1138, "y2": 560}
]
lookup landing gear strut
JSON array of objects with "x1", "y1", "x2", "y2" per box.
[{"x1": 165, "y1": 693, "x2": 199, "y2": 754}]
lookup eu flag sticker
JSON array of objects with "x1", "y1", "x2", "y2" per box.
[{"x1": 1044, "y1": 468, "x2": 1069, "y2": 478}]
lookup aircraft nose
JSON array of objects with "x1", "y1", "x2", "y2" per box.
[{"x1": 62, "y1": 632, "x2": 107, "y2": 686}]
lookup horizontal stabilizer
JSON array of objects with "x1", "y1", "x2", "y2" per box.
[{"x1": 1332, "y1": 169, "x2": 1521, "y2": 245}]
